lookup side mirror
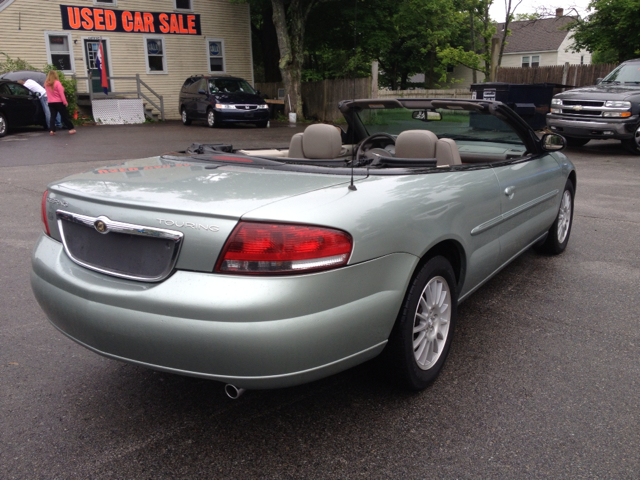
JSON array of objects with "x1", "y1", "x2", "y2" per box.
[
  {"x1": 541, "y1": 133, "x2": 566, "y2": 152},
  {"x1": 412, "y1": 110, "x2": 442, "y2": 121},
  {"x1": 595, "y1": 78, "x2": 603, "y2": 85},
  {"x1": 198, "y1": 89, "x2": 207, "y2": 95}
]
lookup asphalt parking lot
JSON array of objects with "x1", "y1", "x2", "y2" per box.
[{"x1": 1, "y1": 122, "x2": 639, "y2": 479}]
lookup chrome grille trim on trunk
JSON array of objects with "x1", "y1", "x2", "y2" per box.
[{"x1": 56, "y1": 210, "x2": 184, "y2": 282}]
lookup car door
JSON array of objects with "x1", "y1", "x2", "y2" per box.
[
  {"x1": 194, "y1": 78, "x2": 210, "y2": 119},
  {"x1": 4, "y1": 82, "x2": 39, "y2": 126},
  {"x1": 493, "y1": 153, "x2": 563, "y2": 264}
]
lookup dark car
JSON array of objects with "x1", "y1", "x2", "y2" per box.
[
  {"x1": 178, "y1": 75, "x2": 269, "y2": 128},
  {"x1": 547, "y1": 58, "x2": 640, "y2": 154},
  {"x1": 0, "y1": 70, "x2": 47, "y2": 86},
  {"x1": 0, "y1": 79, "x2": 47, "y2": 138}
]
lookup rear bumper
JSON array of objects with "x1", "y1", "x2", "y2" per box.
[
  {"x1": 31, "y1": 235, "x2": 417, "y2": 389},
  {"x1": 546, "y1": 114, "x2": 638, "y2": 140}
]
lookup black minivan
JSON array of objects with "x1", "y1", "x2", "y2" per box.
[{"x1": 178, "y1": 75, "x2": 269, "y2": 128}]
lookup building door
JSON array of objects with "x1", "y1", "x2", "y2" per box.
[{"x1": 84, "y1": 39, "x2": 111, "y2": 94}]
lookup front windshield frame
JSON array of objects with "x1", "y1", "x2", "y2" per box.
[
  {"x1": 355, "y1": 105, "x2": 528, "y2": 147},
  {"x1": 601, "y1": 62, "x2": 640, "y2": 84},
  {"x1": 209, "y1": 78, "x2": 257, "y2": 95}
]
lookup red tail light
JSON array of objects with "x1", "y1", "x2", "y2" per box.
[
  {"x1": 41, "y1": 190, "x2": 50, "y2": 236},
  {"x1": 216, "y1": 222, "x2": 353, "y2": 275}
]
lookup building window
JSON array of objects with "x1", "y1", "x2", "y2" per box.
[
  {"x1": 522, "y1": 56, "x2": 530, "y2": 67},
  {"x1": 174, "y1": 0, "x2": 192, "y2": 11},
  {"x1": 94, "y1": 0, "x2": 116, "y2": 5},
  {"x1": 446, "y1": 65, "x2": 454, "y2": 73},
  {"x1": 206, "y1": 39, "x2": 225, "y2": 73},
  {"x1": 531, "y1": 55, "x2": 540, "y2": 67},
  {"x1": 45, "y1": 32, "x2": 74, "y2": 73},
  {"x1": 581, "y1": 55, "x2": 584, "y2": 65},
  {"x1": 144, "y1": 36, "x2": 166, "y2": 74}
]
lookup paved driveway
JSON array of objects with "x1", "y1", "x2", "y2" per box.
[{"x1": 1, "y1": 124, "x2": 639, "y2": 478}]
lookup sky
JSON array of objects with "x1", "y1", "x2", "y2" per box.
[{"x1": 489, "y1": 0, "x2": 594, "y2": 22}]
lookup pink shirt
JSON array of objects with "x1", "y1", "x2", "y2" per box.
[{"x1": 45, "y1": 81, "x2": 67, "y2": 105}]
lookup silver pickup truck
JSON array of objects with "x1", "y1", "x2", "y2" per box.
[{"x1": 546, "y1": 58, "x2": 640, "y2": 154}]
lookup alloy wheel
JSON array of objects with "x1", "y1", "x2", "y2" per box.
[
  {"x1": 557, "y1": 189, "x2": 572, "y2": 243},
  {"x1": 412, "y1": 275, "x2": 451, "y2": 370}
]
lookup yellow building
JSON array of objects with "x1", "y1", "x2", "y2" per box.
[{"x1": 0, "y1": 0, "x2": 254, "y2": 120}]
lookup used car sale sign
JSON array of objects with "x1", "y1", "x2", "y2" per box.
[{"x1": 60, "y1": 5, "x2": 201, "y2": 35}]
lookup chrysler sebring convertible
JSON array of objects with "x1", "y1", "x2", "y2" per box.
[{"x1": 31, "y1": 98, "x2": 576, "y2": 395}]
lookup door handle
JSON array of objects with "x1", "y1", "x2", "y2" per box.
[{"x1": 504, "y1": 186, "x2": 516, "y2": 199}]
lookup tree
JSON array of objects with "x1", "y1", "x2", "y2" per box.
[
  {"x1": 497, "y1": 0, "x2": 524, "y2": 65},
  {"x1": 234, "y1": 0, "x2": 338, "y2": 118},
  {"x1": 438, "y1": 0, "x2": 496, "y2": 81},
  {"x1": 567, "y1": 0, "x2": 640, "y2": 63},
  {"x1": 248, "y1": 0, "x2": 281, "y2": 83}
]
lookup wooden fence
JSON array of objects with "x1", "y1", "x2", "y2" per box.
[
  {"x1": 496, "y1": 63, "x2": 617, "y2": 87},
  {"x1": 256, "y1": 78, "x2": 372, "y2": 122}
]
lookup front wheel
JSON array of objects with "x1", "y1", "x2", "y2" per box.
[
  {"x1": 387, "y1": 256, "x2": 458, "y2": 390},
  {"x1": 564, "y1": 136, "x2": 590, "y2": 147},
  {"x1": 207, "y1": 109, "x2": 217, "y2": 128},
  {"x1": 0, "y1": 112, "x2": 7, "y2": 138},
  {"x1": 181, "y1": 108, "x2": 191, "y2": 126},
  {"x1": 621, "y1": 124, "x2": 640, "y2": 155},
  {"x1": 535, "y1": 179, "x2": 574, "y2": 255}
]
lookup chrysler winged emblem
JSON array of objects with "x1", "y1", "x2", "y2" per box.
[{"x1": 94, "y1": 220, "x2": 108, "y2": 233}]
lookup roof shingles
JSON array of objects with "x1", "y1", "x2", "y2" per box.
[{"x1": 497, "y1": 17, "x2": 574, "y2": 53}]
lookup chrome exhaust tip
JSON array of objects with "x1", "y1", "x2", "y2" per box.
[{"x1": 224, "y1": 384, "x2": 246, "y2": 399}]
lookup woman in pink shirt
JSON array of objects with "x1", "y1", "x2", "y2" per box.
[{"x1": 44, "y1": 70, "x2": 76, "y2": 135}]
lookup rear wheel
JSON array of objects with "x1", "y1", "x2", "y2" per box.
[
  {"x1": 535, "y1": 179, "x2": 574, "y2": 255},
  {"x1": 0, "y1": 112, "x2": 7, "y2": 137},
  {"x1": 564, "y1": 136, "x2": 590, "y2": 147},
  {"x1": 621, "y1": 124, "x2": 640, "y2": 155},
  {"x1": 207, "y1": 109, "x2": 217, "y2": 128},
  {"x1": 181, "y1": 108, "x2": 191, "y2": 126},
  {"x1": 387, "y1": 256, "x2": 458, "y2": 390}
]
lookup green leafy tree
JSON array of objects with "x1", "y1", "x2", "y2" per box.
[
  {"x1": 568, "y1": 0, "x2": 640, "y2": 63},
  {"x1": 438, "y1": 0, "x2": 496, "y2": 81}
]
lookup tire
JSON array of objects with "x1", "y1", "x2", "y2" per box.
[
  {"x1": 0, "y1": 112, "x2": 7, "y2": 138},
  {"x1": 181, "y1": 108, "x2": 192, "y2": 126},
  {"x1": 621, "y1": 124, "x2": 640, "y2": 155},
  {"x1": 206, "y1": 109, "x2": 217, "y2": 128},
  {"x1": 534, "y1": 179, "x2": 574, "y2": 255},
  {"x1": 564, "y1": 136, "x2": 590, "y2": 147},
  {"x1": 387, "y1": 256, "x2": 458, "y2": 391},
  {"x1": 255, "y1": 121, "x2": 268, "y2": 128}
]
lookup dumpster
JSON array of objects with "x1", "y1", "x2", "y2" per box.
[{"x1": 470, "y1": 82, "x2": 559, "y2": 130}]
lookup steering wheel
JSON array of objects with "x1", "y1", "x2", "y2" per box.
[{"x1": 354, "y1": 133, "x2": 396, "y2": 164}]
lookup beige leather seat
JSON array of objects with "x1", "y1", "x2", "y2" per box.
[
  {"x1": 288, "y1": 124, "x2": 342, "y2": 159},
  {"x1": 394, "y1": 130, "x2": 438, "y2": 159},
  {"x1": 435, "y1": 138, "x2": 462, "y2": 166}
]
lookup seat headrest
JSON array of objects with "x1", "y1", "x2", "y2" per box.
[
  {"x1": 394, "y1": 130, "x2": 438, "y2": 159},
  {"x1": 435, "y1": 138, "x2": 462, "y2": 166},
  {"x1": 302, "y1": 124, "x2": 342, "y2": 159}
]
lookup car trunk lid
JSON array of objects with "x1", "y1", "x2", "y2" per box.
[{"x1": 44, "y1": 156, "x2": 356, "y2": 277}]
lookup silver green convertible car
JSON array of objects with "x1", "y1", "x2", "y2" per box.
[{"x1": 31, "y1": 98, "x2": 576, "y2": 396}]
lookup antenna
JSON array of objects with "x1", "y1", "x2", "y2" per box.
[{"x1": 348, "y1": 0, "x2": 358, "y2": 191}]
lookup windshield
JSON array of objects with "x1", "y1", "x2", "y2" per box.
[
  {"x1": 209, "y1": 79, "x2": 256, "y2": 94},
  {"x1": 601, "y1": 63, "x2": 640, "y2": 84},
  {"x1": 357, "y1": 107, "x2": 525, "y2": 145}
]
